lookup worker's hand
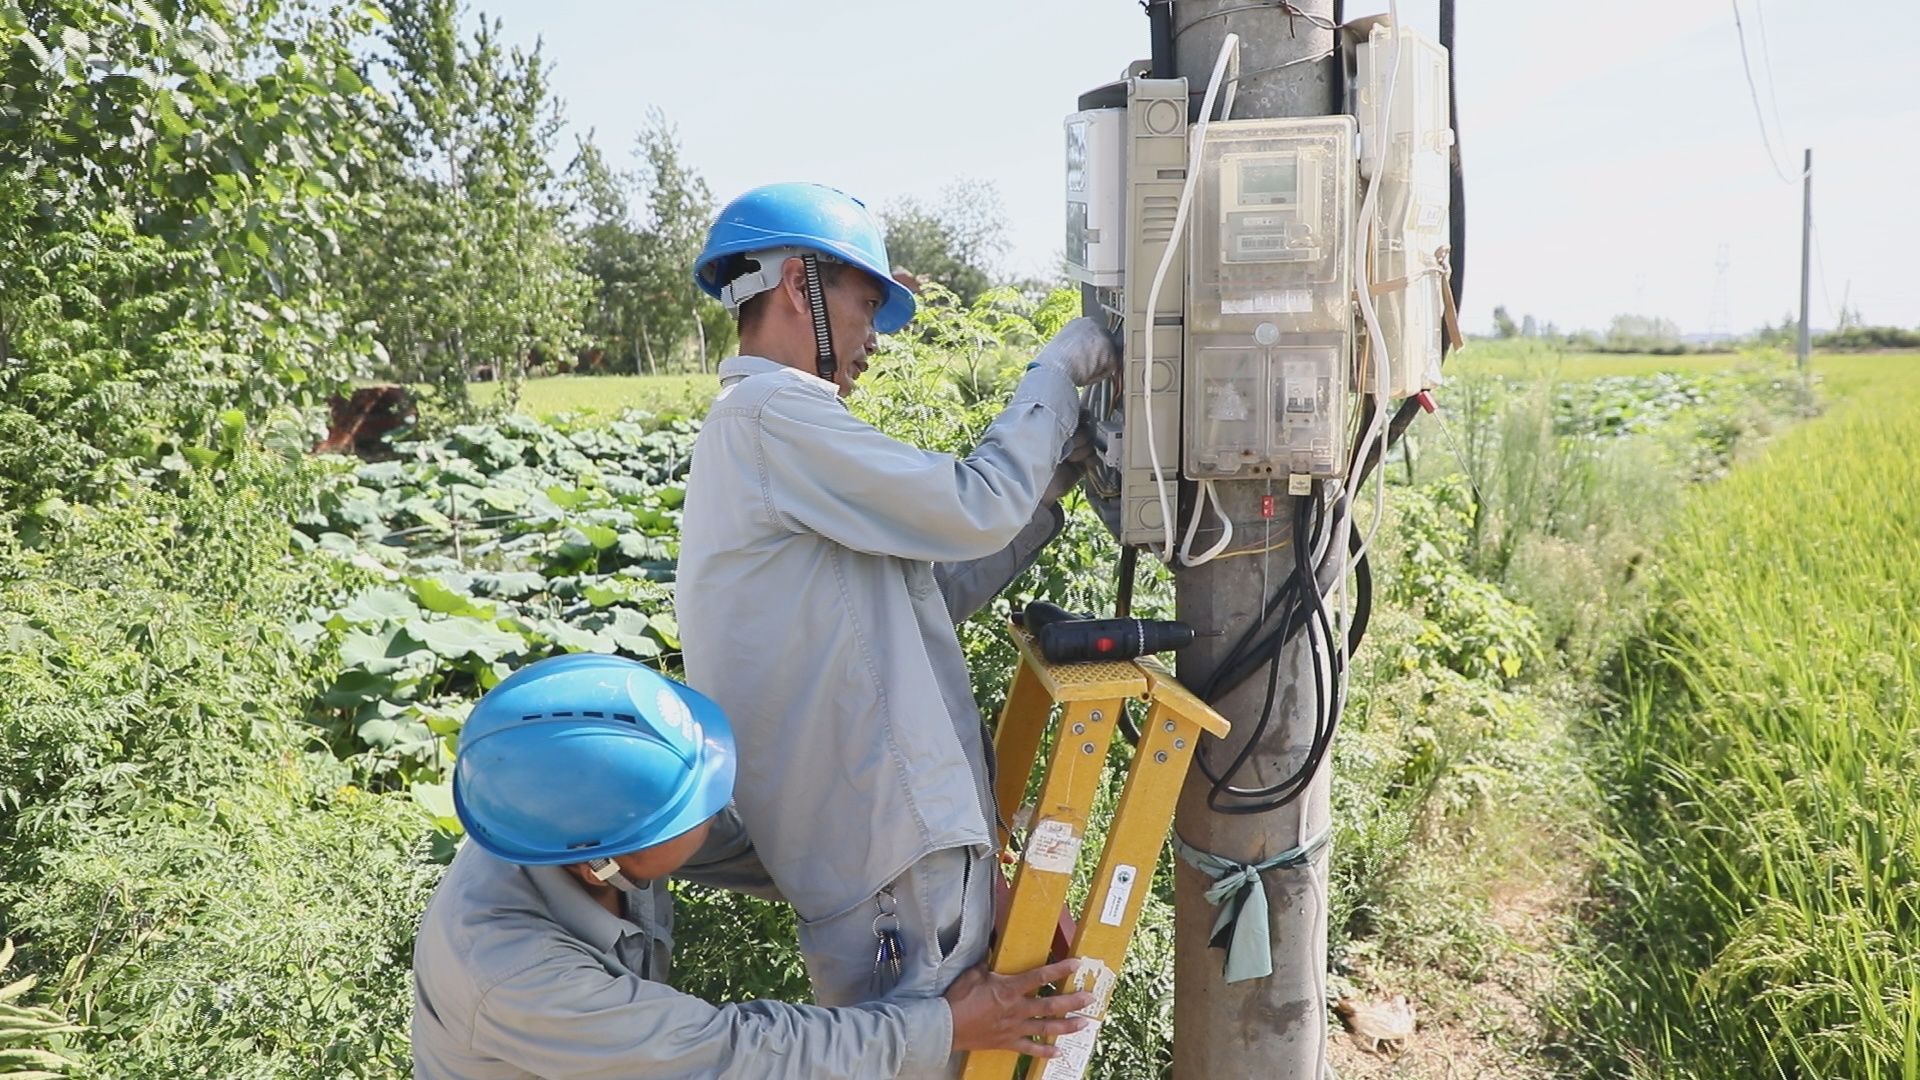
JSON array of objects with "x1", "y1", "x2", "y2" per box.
[
  {"x1": 1033, "y1": 317, "x2": 1119, "y2": 387},
  {"x1": 944, "y1": 959, "x2": 1096, "y2": 1058},
  {"x1": 1040, "y1": 426, "x2": 1093, "y2": 504}
]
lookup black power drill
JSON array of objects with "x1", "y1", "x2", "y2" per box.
[{"x1": 1013, "y1": 600, "x2": 1200, "y2": 664}]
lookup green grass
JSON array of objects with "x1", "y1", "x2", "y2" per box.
[
  {"x1": 1575, "y1": 354, "x2": 1920, "y2": 1079},
  {"x1": 475, "y1": 373, "x2": 719, "y2": 419},
  {"x1": 1452, "y1": 339, "x2": 1765, "y2": 379}
]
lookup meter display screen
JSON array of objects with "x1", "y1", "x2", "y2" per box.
[{"x1": 1238, "y1": 158, "x2": 1299, "y2": 205}]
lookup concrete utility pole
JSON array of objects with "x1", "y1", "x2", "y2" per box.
[
  {"x1": 1796, "y1": 147, "x2": 1812, "y2": 376},
  {"x1": 1167, "y1": 3, "x2": 1340, "y2": 1078}
]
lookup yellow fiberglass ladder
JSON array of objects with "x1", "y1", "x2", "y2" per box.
[{"x1": 964, "y1": 625, "x2": 1230, "y2": 1080}]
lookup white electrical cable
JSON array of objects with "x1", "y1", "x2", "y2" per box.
[
  {"x1": 1349, "y1": 14, "x2": 1402, "y2": 572},
  {"x1": 1141, "y1": 31, "x2": 1241, "y2": 563},
  {"x1": 1178, "y1": 478, "x2": 1235, "y2": 565}
]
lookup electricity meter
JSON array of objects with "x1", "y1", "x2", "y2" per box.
[
  {"x1": 1064, "y1": 108, "x2": 1126, "y2": 287},
  {"x1": 1185, "y1": 116, "x2": 1355, "y2": 481},
  {"x1": 1357, "y1": 23, "x2": 1452, "y2": 397}
]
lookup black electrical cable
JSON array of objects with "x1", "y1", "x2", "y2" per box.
[
  {"x1": 1196, "y1": 492, "x2": 1348, "y2": 813},
  {"x1": 1146, "y1": 0, "x2": 1176, "y2": 78},
  {"x1": 1441, "y1": 0, "x2": 1463, "y2": 323},
  {"x1": 1195, "y1": 494, "x2": 1321, "y2": 701}
]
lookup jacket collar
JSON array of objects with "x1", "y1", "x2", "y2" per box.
[
  {"x1": 717, "y1": 354, "x2": 838, "y2": 399},
  {"x1": 524, "y1": 862, "x2": 640, "y2": 953}
]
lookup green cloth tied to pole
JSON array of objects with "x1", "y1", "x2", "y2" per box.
[{"x1": 1172, "y1": 828, "x2": 1332, "y2": 983}]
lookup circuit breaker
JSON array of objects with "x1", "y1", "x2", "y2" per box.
[
  {"x1": 1184, "y1": 116, "x2": 1356, "y2": 481},
  {"x1": 1357, "y1": 22, "x2": 1452, "y2": 398}
]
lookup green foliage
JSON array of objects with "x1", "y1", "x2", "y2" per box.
[
  {"x1": 1573, "y1": 365, "x2": 1920, "y2": 1080},
  {"x1": 0, "y1": 939, "x2": 84, "y2": 1079},
  {"x1": 1378, "y1": 475, "x2": 1541, "y2": 683},
  {"x1": 0, "y1": 439, "x2": 437, "y2": 1079},
  {"x1": 565, "y1": 113, "x2": 731, "y2": 375},
  {"x1": 475, "y1": 373, "x2": 718, "y2": 420},
  {"x1": 0, "y1": 0, "x2": 389, "y2": 512},
  {"x1": 880, "y1": 179, "x2": 1013, "y2": 306},
  {"x1": 1815, "y1": 322, "x2": 1920, "y2": 350},
  {"x1": 298, "y1": 413, "x2": 696, "y2": 798}
]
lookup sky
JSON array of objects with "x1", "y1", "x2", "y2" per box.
[{"x1": 468, "y1": 0, "x2": 1920, "y2": 336}]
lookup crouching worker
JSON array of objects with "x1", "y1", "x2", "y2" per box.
[{"x1": 411, "y1": 654, "x2": 1092, "y2": 1079}]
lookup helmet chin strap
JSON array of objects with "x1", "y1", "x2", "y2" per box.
[
  {"x1": 585, "y1": 857, "x2": 649, "y2": 895},
  {"x1": 800, "y1": 254, "x2": 837, "y2": 383}
]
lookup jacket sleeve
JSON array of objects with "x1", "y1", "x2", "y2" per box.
[
  {"x1": 470, "y1": 952, "x2": 951, "y2": 1079},
  {"x1": 756, "y1": 366, "x2": 1079, "y2": 563},
  {"x1": 674, "y1": 804, "x2": 784, "y2": 903},
  {"x1": 934, "y1": 500, "x2": 1066, "y2": 624}
]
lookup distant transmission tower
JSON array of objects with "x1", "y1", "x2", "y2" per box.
[{"x1": 1708, "y1": 244, "x2": 1732, "y2": 341}]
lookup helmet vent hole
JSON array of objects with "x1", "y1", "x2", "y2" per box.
[
  {"x1": 582, "y1": 710, "x2": 605, "y2": 718},
  {"x1": 614, "y1": 713, "x2": 638, "y2": 724},
  {"x1": 551, "y1": 710, "x2": 574, "y2": 717}
]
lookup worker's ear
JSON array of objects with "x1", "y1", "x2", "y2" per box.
[{"x1": 776, "y1": 257, "x2": 811, "y2": 317}]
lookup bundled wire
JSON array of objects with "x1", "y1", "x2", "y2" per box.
[{"x1": 1190, "y1": 487, "x2": 1371, "y2": 814}]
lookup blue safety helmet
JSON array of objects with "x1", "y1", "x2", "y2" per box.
[
  {"x1": 452, "y1": 654, "x2": 736, "y2": 865},
  {"x1": 694, "y1": 182, "x2": 917, "y2": 335}
]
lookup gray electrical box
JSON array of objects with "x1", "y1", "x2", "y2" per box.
[{"x1": 1077, "y1": 73, "x2": 1189, "y2": 547}]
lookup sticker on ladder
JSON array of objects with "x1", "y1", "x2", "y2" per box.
[
  {"x1": 1097, "y1": 864, "x2": 1139, "y2": 927},
  {"x1": 1025, "y1": 819, "x2": 1082, "y2": 873},
  {"x1": 1039, "y1": 1017, "x2": 1101, "y2": 1080},
  {"x1": 1069, "y1": 957, "x2": 1118, "y2": 1018}
]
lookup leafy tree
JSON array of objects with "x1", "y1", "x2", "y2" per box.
[
  {"x1": 342, "y1": 0, "x2": 589, "y2": 419},
  {"x1": 1491, "y1": 304, "x2": 1518, "y2": 339},
  {"x1": 1604, "y1": 314, "x2": 1682, "y2": 354},
  {"x1": 568, "y1": 113, "x2": 729, "y2": 374},
  {"x1": 0, "y1": 0, "x2": 388, "y2": 514},
  {"x1": 880, "y1": 178, "x2": 1010, "y2": 306}
]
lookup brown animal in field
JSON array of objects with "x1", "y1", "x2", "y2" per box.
[{"x1": 316, "y1": 385, "x2": 416, "y2": 459}]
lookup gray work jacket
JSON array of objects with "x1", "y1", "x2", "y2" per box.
[
  {"x1": 676, "y1": 355, "x2": 1079, "y2": 923},
  {"x1": 412, "y1": 836, "x2": 949, "y2": 1079}
]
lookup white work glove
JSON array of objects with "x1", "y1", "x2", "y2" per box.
[
  {"x1": 1040, "y1": 424, "x2": 1094, "y2": 504},
  {"x1": 1032, "y1": 317, "x2": 1119, "y2": 388}
]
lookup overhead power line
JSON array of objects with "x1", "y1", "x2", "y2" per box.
[{"x1": 1728, "y1": 0, "x2": 1806, "y2": 184}]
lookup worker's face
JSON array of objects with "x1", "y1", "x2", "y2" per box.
[
  {"x1": 593, "y1": 816, "x2": 716, "y2": 885},
  {"x1": 821, "y1": 270, "x2": 886, "y2": 398}
]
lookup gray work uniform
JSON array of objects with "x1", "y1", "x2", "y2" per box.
[
  {"x1": 675, "y1": 356, "x2": 1078, "y2": 1015},
  {"x1": 412, "y1": 828, "x2": 950, "y2": 1079}
]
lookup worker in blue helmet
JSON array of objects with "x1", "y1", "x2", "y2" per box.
[
  {"x1": 411, "y1": 654, "x2": 1092, "y2": 1079},
  {"x1": 679, "y1": 183, "x2": 1118, "y2": 1075}
]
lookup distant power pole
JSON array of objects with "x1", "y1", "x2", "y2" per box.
[
  {"x1": 1796, "y1": 148, "x2": 1812, "y2": 375},
  {"x1": 1709, "y1": 244, "x2": 1731, "y2": 343}
]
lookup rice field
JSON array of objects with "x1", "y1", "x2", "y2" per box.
[
  {"x1": 1577, "y1": 353, "x2": 1920, "y2": 1079},
  {"x1": 475, "y1": 373, "x2": 719, "y2": 418}
]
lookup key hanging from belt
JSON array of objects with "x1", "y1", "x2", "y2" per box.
[{"x1": 870, "y1": 886, "x2": 904, "y2": 994}]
